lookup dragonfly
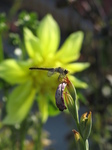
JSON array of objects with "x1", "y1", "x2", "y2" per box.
[{"x1": 29, "y1": 67, "x2": 69, "y2": 80}]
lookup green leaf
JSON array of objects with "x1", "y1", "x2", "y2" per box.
[
  {"x1": 0, "y1": 59, "x2": 31, "y2": 84},
  {"x1": 65, "y1": 63, "x2": 90, "y2": 74},
  {"x1": 55, "y1": 31, "x2": 84, "y2": 63},
  {"x1": 3, "y1": 81, "x2": 36, "y2": 125},
  {"x1": 77, "y1": 92, "x2": 88, "y2": 105},
  {"x1": 68, "y1": 75, "x2": 88, "y2": 89},
  {"x1": 24, "y1": 28, "x2": 43, "y2": 62},
  {"x1": 37, "y1": 14, "x2": 60, "y2": 57}
]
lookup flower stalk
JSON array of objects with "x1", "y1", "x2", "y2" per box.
[
  {"x1": 0, "y1": 34, "x2": 4, "y2": 62},
  {"x1": 55, "y1": 76, "x2": 92, "y2": 150}
]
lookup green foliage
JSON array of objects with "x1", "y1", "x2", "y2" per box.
[
  {"x1": 16, "y1": 11, "x2": 39, "y2": 32},
  {"x1": 0, "y1": 13, "x2": 8, "y2": 33},
  {"x1": 0, "y1": 13, "x2": 8, "y2": 62}
]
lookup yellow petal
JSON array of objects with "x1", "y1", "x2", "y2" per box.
[
  {"x1": 68, "y1": 75, "x2": 88, "y2": 89},
  {"x1": 0, "y1": 59, "x2": 31, "y2": 84},
  {"x1": 55, "y1": 31, "x2": 84, "y2": 63},
  {"x1": 3, "y1": 81, "x2": 36, "y2": 124},
  {"x1": 65, "y1": 63, "x2": 90, "y2": 73},
  {"x1": 37, "y1": 14, "x2": 60, "y2": 57},
  {"x1": 24, "y1": 28, "x2": 43, "y2": 62}
]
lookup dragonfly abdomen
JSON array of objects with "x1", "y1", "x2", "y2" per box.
[{"x1": 29, "y1": 67, "x2": 54, "y2": 71}]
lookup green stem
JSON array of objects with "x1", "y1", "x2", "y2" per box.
[
  {"x1": 20, "y1": 131, "x2": 25, "y2": 150},
  {"x1": 77, "y1": 122, "x2": 89, "y2": 150},
  {"x1": 20, "y1": 117, "x2": 29, "y2": 150},
  {"x1": 34, "y1": 117, "x2": 43, "y2": 150},
  {"x1": 75, "y1": 120, "x2": 88, "y2": 150},
  {"x1": 76, "y1": 121, "x2": 81, "y2": 134},
  {"x1": 0, "y1": 33, "x2": 4, "y2": 62},
  {"x1": 11, "y1": 126, "x2": 17, "y2": 150},
  {"x1": 85, "y1": 140, "x2": 89, "y2": 150}
]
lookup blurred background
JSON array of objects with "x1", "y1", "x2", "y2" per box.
[{"x1": 0, "y1": 0, "x2": 112, "y2": 150}]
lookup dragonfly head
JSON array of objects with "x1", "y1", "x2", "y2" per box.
[{"x1": 64, "y1": 69, "x2": 69, "y2": 75}]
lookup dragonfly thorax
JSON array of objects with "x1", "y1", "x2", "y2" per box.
[
  {"x1": 56, "y1": 67, "x2": 68, "y2": 76},
  {"x1": 64, "y1": 69, "x2": 69, "y2": 75}
]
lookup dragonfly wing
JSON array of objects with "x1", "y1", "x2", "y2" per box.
[{"x1": 47, "y1": 70, "x2": 55, "y2": 77}]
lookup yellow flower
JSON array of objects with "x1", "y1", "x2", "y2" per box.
[{"x1": 0, "y1": 14, "x2": 89, "y2": 124}]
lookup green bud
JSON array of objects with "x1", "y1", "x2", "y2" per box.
[
  {"x1": 63, "y1": 77, "x2": 79, "y2": 122},
  {"x1": 64, "y1": 76, "x2": 77, "y2": 101},
  {"x1": 79, "y1": 111, "x2": 92, "y2": 140},
  {"x1": 72, "y1": 129, "x2": 84, "y2": 150},
  {"x1": 64, "y1": 92, "x2": 78, "y2": 122}
]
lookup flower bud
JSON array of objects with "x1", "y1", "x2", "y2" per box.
[
  {"x1": 55, "y1": 83, "x2": 67, "y2": 111},
  {"x1": 72, "y1": 129, "x2": 84, "y2": 149},
  {"x1": 64, "y1": 92, "x2": 78, "y2": 121},
  {"x1": 80, "y1": 112, "x2": 88, "y2": 131},
  {"x1": 79, "y1": 111, "x2": 92, "y2": 140},
  {"x1": 63, "y1": 76, "x2": 77, "y2": 101},
  {"x1": 63, "y1": 77, "x2": 79, "y2": 122}
]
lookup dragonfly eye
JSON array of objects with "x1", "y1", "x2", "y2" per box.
[{"x1": 64, "y1": 69, "x2": 69, "y2": 75}]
